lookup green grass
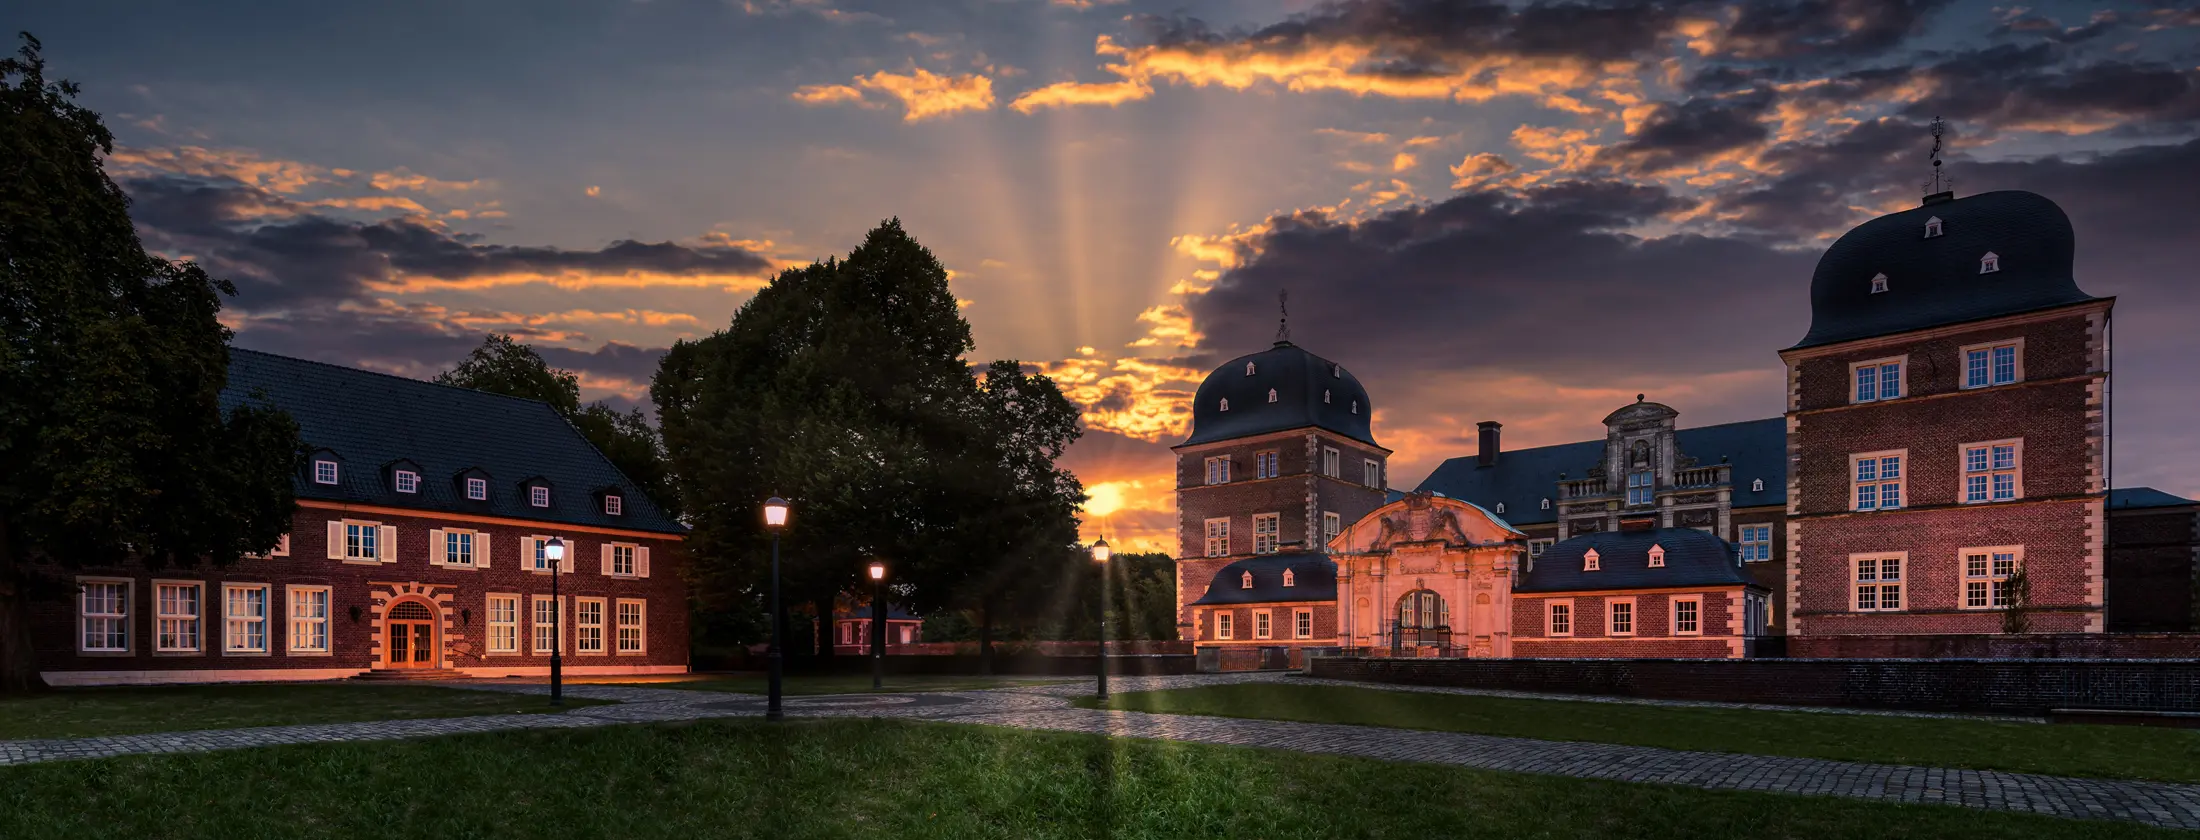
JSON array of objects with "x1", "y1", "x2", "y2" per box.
[
  {"x1": 0, "y1": 682, "x2": 612, "y2": 740},
  {"x1": 1, "y1": 718, "x2": 2181, "y2": 839},
  {"x1": 627, "y1": 673, "x2": 1077, "y2": 695},
  {"x1": 1080, "y1": 682, "x2": 2200, "y2": 784}
]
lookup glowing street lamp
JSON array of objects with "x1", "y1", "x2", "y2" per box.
[
  {"x1": 763, "y1": 497, "x2": 789, "y2": 721},
  {"x1": 545, "y1": 536, "x2": 567, "y2": 707},
  {"x1": 868, "y1": 560, "x2": 887, "y2": 691},
  {"x1": 1092, "y1": 538, "x2": 1111, "y2": 703}
]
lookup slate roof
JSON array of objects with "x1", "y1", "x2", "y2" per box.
[
  {"x1": 2110, "y1": 487, "x2": 2197, "y2": 511},
  {"x1": 1519, "y1": 528, "x2": 1754, "y2": 594},
  {"x1": 220, "y1": 348, "x2": 685, "y2": 535},
  {"x1": 1189, "y1": 553, "x2": 1338, "y2": 605},
  {"x1": 1181, "y1": 341, "x2": 1378, "y2": 448},
  {"x1": 1415, "y1": 418, "x2": 1787, "y2": 527},
  {"x1": 1795, "y1": 190, "x2": 2100, "y2": 349}
]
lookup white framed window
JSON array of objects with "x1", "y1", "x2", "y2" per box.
[
  {"x1": 394, "y1": 470, "x2": 419, "y2": 494},
  {"x1": 1608, "y1": 598, "x2": 1635, "y2": 636},
  {"x1": 1350, "y1": 400, "x2": 1358, "y2": 414},
  {"x1": 1253, "y1": 513, "x2": 1279, "y2": 554},
  {"x1": 1204, "y1": 456, "x2": 1230, "y2": 485},
  {"x1": 1332, "y1": 363, "x2": 1342, "y2": 378},
  {"x1": 1244, "y1": 362, "x2": 1256, "y2": 375},
  {"x1": 526, "y1": 535, "x2": 568, "y2": 573},
  {"x1": 79, "y1": 579, "x2": 131, "y2": 653},
  {"x1": 1626, "y1": 471, "x2": 1653, "y2": 505},
  {"x1": 1254, "y1": 610, "x2": 1272, "y2": 640},
  {"x1": 1924, "y1": 216, "x2": 1942, "y2": 238},
  {"x1": 608, "y1": 543, "x2": 639, "y2": 577},
  {"x1": 577, "y1": 598, "x2": 607, "y2": 654},
  {"x1": 486, "y1": 593, "x2": 519, "y2": 654},
  {"x1": 1648, "y1": 545, "x2": 1666, "y2": 568},
  {"x1": 1267, "y1": 388, "x2": 1278, "y2": 403},
  {"x1": 466, "y1": 477, "x2": 488, "y2": 500},
  {"x1": 617, "y1": 600, "x2": 645, "y2": 653},
  {"x1": 604, "y1": 494, "x2": 624, "y2": 515},
  {"x1": 1322, "y1": 447, "x2": 1340, "y2": 478},
  {"x1": 530, "y1": 486, "x2": 551, "y2": 508},
  {"x1": 1215, "y1": 612, "x2": 1234, "y2": 640},
  {"x1": 1255, "y1": 451, "x2": 1278, "y2": 479},
  {"x1": 327, "y1": 519, "x2": 394, "y2": 563},
  {"x1": 1962, "y1": 439, "x2": 2023, "y2": 504},
  {"x1": 532, "y1": 595, "x2": 563, "y2": 654},
  {"x1": 1979, "y1": 252, "x2": 1999, "y2": 274},
  {"x1": 1541, "y1": 498, "x2": 1551, "y2": 510},
  {"x1": 1240, "y1": 570, "x2": 1254, "y2": 589},
  {"x1": 1962, "y1": 546, "x2": 2023, "y2": 610},
  {"x1": 1364, "y1": 459, "x2": 1381, "y2": 487},
  {"x1": 1751, "y1": 479, "x2": 1765, "y2": 492},
  {"x1": 1673, "y1": 595, "x2": 1702, "y2": 635},
  {"x1": 1218, "y1": 398, "x2": 1229, "y2": 412},
  {"x1": 313, "y1": 460, "x2": 339, "y2": 485},
  {"x1": 1851, "y1": 451, "x2": 1905, "y2": 511},
  {"x1": 1547, "y1": 601, "x2": 1572, "y2": 637},
  {"x1": 1740, "y1": 524, "x2": 1773, "y2": 562},
  {"x1": 1963, "y1": 340, "x2": 2022, "y2": 389},
  {"x1": 1583, "y1": 548, "x2": 1600, "y2": 572},
  {"x1": 1870, "y1": 273, "x2": 1888, "y2": 294},
  {"x1": 155, "y1": 581, "x2": 202, "y2": 653},
  {"x1": 1282, "y1": 569, "x2": 1296, "y2": 587},
  {"x1": 1853, "y1": 554, "x2": 1904, "y2": 611},
  {"x1": 1495, "y1": 502, "x2": 1505, "y2": 514},
  {"x1": 1528, "y1": 538, "x2": 1554, "y2": 558},
  {"x1": 223, "y1": 583, "x2": 269, "y2": 654},
  {"x1": 1322, "y1": 511, "x2": 1341, "y2": 543},
  {"x1": 1294, "y1": 609, "x2": 1312, "y2": 639},
  {"x1": 287, "y1": 586, "x2": 330, "y2": 653},
  {"x1": 1851, "y1": 357, "x2": 1905, "y2": 403},
  {"x1": 1323, "y1": 389, "x2": 1331, "y2": 403},
  {"x1": 441, "y1": 529, "x2": 477, "y2": 567},
  {"x1": 1204, "y1": 518, "x2": 1229, "y2": 558}
]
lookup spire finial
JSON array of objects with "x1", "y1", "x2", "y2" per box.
[
  {"x1": 1923, "y1": 116, "x2": 1953, "y2": 200},
  {"x1": 1275, "y1": 289, "x2": 1291, "y2": 344}
]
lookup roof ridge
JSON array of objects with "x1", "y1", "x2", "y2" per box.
[{"x1": 229, "y1": 346, "x2": 572, "y2": 413}]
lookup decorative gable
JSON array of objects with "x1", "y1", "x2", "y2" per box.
[
  {"x1": 1584, "y1": 548, "x2": 1601, "y2": 571},
  {"x1": 1240, "y1": 571, "x2": 1254, "y2": 589},
  {"x1": 1282, "y1": 569, "x2": 1295, "y2": 587},
  {"x1": 1648, "y1": 544, "x2": 1666, "y2": 567}
]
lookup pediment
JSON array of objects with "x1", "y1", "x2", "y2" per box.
[{"x1": 1334, "y1": 491, "x2": 1524, "y2": 554}]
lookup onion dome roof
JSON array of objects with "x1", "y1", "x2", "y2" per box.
[{"x1": 1183, "y1": 341, "x2": 1377, "y2": 447}]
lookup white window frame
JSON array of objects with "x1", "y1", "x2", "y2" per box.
[
  {"x1": 1216, "y1": 612, "x2": 1234, "y2": 640},
  {"x1": 1849, "y1": 356, "x2": 1905, "y2": 404},
  {"x1": 1204, "y1": 456, "x2": 1230, "y2": 486},
  {"x1": 1528, "y1": 538, "x2": 1554, "y2": 558},
  {"x1": 1852, "y1": 553, "x2": 1905, "y2": 612},
  {"x1": 1547, "y1": 600, "x2": 1573, "y2": 637},
  {"x1": 1648, "y1": 545, "x2": 1666, "y2": 568},
  {"x1": 1583, "y1": 548, "x2": 1600, "y2": 572},
  {"x1": 1961, "y1": 545, "x2": 2024, "y2": 610},
  {"x1": 577, "y1": 597, "x2": 607, "y2": 655},
  {"x1": 1961, "y1": 339, "x2": 2024, "y2": 389},
  {"x1": 222, "y1": 583, "x2": 270, "y2": 655},
  {"x1": 1740, "y1": 524, "x2": 1773, "y2": 562},
  {"x1": 616, "y1": 599, "x2": 646, "y2": 654},
  {"x1": 604, "y1": 494, "x2": 624, "y2": 516},
  {"x1": 1961, "y1": 439, "x2": 2024, "y2": 504},
  {"x1": 1253, "y1": 513, "x2": 1279, "y2": 555},
  {"x1": 1267, "y1": 388, "x2": 1278, "y2": 403},
  {"x1": 465, "y1": 476, "x2": 488, "y2": 500},
  {"x1": 1322, "y1": 447, "x2": 1340, "y2": 478},
  {"x1": 1980, "y1": 251, "x2": 1999, "y2": 274},
  {"x1": 1204, "y1": 518, "x2": 1229, "y2": 558},
  {"x1": 532, "y1": 595, "x2": 565, "y2": 655},
  {"x1": 394, "y1": 470, "x2": 419, "y2": 494},
  {"x1": 529, "y1": 485, "x2": 551, "y2": 508},
  {"x1": 486, "y1": 593, "x2": 520, "y2": 655},
  {"x1": 1240, "y1": 570, "x2": 1254, "y2": 589},
  {"x1": 1870, "y1": 273, "x2": 1888, "y2": 294},
  {"x1": 1293, "y1": 608, "x2": 1312, "y2": 639},
  {"x1": 1626, "y1": 470, "x2": 1653, "y2": 506},
  {"x1": 1254, "y1": 450, "x2": 1278, "y2": 479},
  {"x1": 1850, "y1": 450, "x2": 1906, "y2": 511},
  {"x1": 332, "y1": 519, "x2": 394, "y2": 564},
  {"x1": 526, "y1": 535, "x2": 570, "y2": 574},
  {"x1": 1254, "y1": 609, "x2": 1272, "y2": 640},
  {"x1": 1608, "y1": 598, "x2": 1635, "y2": 636},
  {"x1": 1672, "y1": 595, "x2": 1703, "y2": 636},
  {"x1": 1322, "y1": 511, "x2": 1341, "y2": 544},
  {"x1": 78, "y1": 578, "x2": 132, "y2": 654},
  {"x1": 154, "y1": 580, "x2": 203, "y2": 654},
  {"x1": 1282, "y1": 569, "x2": 1296, "y2": 587},
  {"x1": 1364, "y1": 459, "x2": 1381, "y2": 487},
  {"x1": 1924, "y1": 216, "x2": 1943, "y2": 238},
  {"x1": 439, "y1": 528, "x2": 480, "y2": 568},
  {"x1": 287, "y1": 585, "x2": 331, "y2": 654},
  {"x1": 313, "y1": 459, "x2": 339, "y2": 485}
]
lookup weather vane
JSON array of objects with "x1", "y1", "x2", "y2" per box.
[
  {"x1": 1276, "y1": 289, "x2": 1290, "y2": 343},
  {"x1": 1924, "y1": 116, "x2": 1953, "y2": 197}
]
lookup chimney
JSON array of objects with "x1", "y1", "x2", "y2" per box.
[{"x1": 1476, "y1": 421, "x2": 1502, "y2": 468}]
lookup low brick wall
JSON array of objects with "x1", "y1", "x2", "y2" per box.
[
  {"x1": 1790, "y1": 633, "x2": 2200, "y2": 659},
  {"x1": 1308, "y1": 656, "x2": 2200, "y2": 715},
  {"x1": 798, "y1": 653, "x2": 1196, "y2": 677}
]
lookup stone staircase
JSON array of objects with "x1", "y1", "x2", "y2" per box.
[{"x1": 352, "y1": 668, "x2": 458, "y2": 681}]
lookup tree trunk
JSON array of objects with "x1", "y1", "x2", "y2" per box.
[
  {"x1": 0, "y1": 518, "x2": 51, "y2": 695},
  {"x1": 977, "y1": 598, "x2": 994, "y2": 676}
]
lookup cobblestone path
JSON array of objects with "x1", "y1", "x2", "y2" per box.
[{"x1": 3, "y1": 673, "x2": 2195, "y2": 830}]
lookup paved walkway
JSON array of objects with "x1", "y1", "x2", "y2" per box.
[{"x1": 2, "y1": 673, "x2": 2195, "y2": 830}]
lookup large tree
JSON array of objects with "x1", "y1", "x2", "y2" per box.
[{"x1": 0, "y1": 34, "x2": 303, "y2": 693}]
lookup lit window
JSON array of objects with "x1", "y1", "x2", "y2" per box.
[
  {"x1": 1282, "y1": 569, "x2": 1296, "y2": 587},
  {"x1": 1254, "y1": 611, "x2": 1272, "y2": 640},
  {"x1": 577, "y1": 599, "x2": 606, "y2": 654},
  {"x1": 1253, "y1": 514, "x2": 1279, "y2": 554},
  {"x1": 1548, "y1": 602, "x2": 1572, "y2": 636},
  {"x1": 1584, "y1": 549, "x2": 1600, "y2": 572},
  {"x1": 1924, "y1": 216, "x2": 1943, "y2": 238},
  {"x1": 1740, "y1": 524, "x2": 1772, "y2": 562},
  {"x1": 1964, "y1": 343, "x2": 2020, "y2": 388},
  {"x1": 1255, "y1": 451, "x2": 1278, "y2": 479},
  {"x1": 1241, "y1": 570, "x2": 1254, "y2": 589},
  {"x1": 1627, "y1": 471, "x2": 1653, "y2": 505},
  {"x1": 604, "y1": 495, "x2": 623, "y2": 515},
  {"x1": 1963, "y1": 441, "x2": 2021, "y2": 503},
  {"x1": 533, "y1": 596, "x2": 562, "y2": 654},
  {"x1": 313, "y1": 460, "x2": 339, "y2": 485},
  {"x1": 1217, "y1": 613, "x2": 1234, "y2": 639},
  {"x1": 156, "y1": 582, "x2": 202, "y2": 653},
  {"x1": 1854, "y1": 555, "x2": 1903, "y2": 611},
  {"x1": 1204, "y1": 518, "x2": 1229, "y2": 558},
  {"x1": 487, "y1": 594, "x2": 519, "y2": 654},
  {"x1": 1245, "y1": 362, "x2": 1256, "y2": 376},
  {"x1": 1205, "y1": 456, "x2": 1231, "y2": 485},
  {"x1": 1609, "y1": 601, "x2": 1633, "y2": 635},
  {"x1": 530, "y1": 486, "x2": 550, "y2": 508},
  {"x1": 80, "y1": 581, "x2": 130, "y2": 652},
  {"x1": 1979, "y1": 252, "x2": 1999, "y2": 274},
  {"x1": 1267, "y1": 388, "x2": 1278, "y2": 403},
  {"x1": 1364, "y1": 459, "x2": 1381, "y2": 487},
  {"x1": 1673, "y1": 597, "x2": 1701, "y2": 635},
  {"x1": 1648, "y1": 545, "x2": 1666, "y2": 568},
  {"x1": 1322, "y1": 511, "x2": 1341, "y2": 543},
  {"x1": 1218, "y1": 398, "x2": 1229, "y2": 412},
  {"x1": 1852, "y1": 452, "x2": 1904, "y2": 511},
  {"x1": 1870, "y1": 273, "x2": 1888, "y2": 294},
  {"x1": 1294, "y1": 609, "x2": 1312, "y2": 639},
  {"x1": 1963, "y1": 548, "x2": 2021, "y2": 609},
  {"x1": 394, "y1": 470, "x2": 419, "y2": 494},
  {"x1": 224, "y1": 584, "x2": 268, "y2": 654},
  {"x1": 1852, "y1": 358, "x2": 1903, "y2": 403},
  {"x1": 288, "y1": 586, "x2": 330, "y2": 653},
  {"x1": 466, "y1": 477, "x2": 488, "y2": 500}
]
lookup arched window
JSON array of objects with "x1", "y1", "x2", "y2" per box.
[
  {"x1": 1980, "y1": 252, "x2": 2000, "y2": 274},
  {"x1": 1495, "y1": 502, "x2": 1506, "y2": 514},
  {"x1": 1282, "y1": 569, "x2": 1296, "y2": 587},
  {"x1": 1924, "y1": 216, "x2": 1943, "y2": 238},
  {"x1": 1245, "y1": 362, "x2": 1256, "y2": 375},
  {"x1": 1219, "y1": 398, "x2": 1230, "y2": 412},
  {"x1": 1267, "y1": 388, "x2": 1278, "y2": 403},
  {"x1": 1540, "y1": 498, "x2": 1551, "y2": 510},
  {"x1": 1323, "y1": 389, "x2": 1331, "y2": 404},
  {"x1": 1871, "y1": 273, "x2": 1889, "y2": 294},
  {"x1": 1396, "y1": 590, "x2": 1445, "y2": 629},
  {"x1": 1751, "y1": 478, "x2": 1765, "y2": 492},
  {"x1": 1240, "y1": 571, "x2": 1253, "y2": 589},
  {"x1": 1648, "y1": 544, "x2": 1666, "y2": 568},
  {"x1": 1332, "y1": 364, "x2": 1342, "y2": 378},
  {"x1": 1350, "y1": 400, "x2": 1359, "y2": 415},
  {"x1": 1584, "y1": 549, "x2": 1601, "y2": 571}
]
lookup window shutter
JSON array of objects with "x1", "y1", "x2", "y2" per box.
[
  {"x1": 638, "y1": 547, "x2": 651, "y2": 578},
  {"x1": 326, "y1": 521, "x2": 344, "y2": 560},
  {"x1": 428, "y1": 529, "x2": 445, "y2": 567},
  {"x1": 600, "y1": 543, "x2": 611, "y2": 576},
  {"x1": 378, "y1": 525, "x2": 397, "y2": 563},
  {"x1": 560, "y1": 539, "x2": 574, "y2": 573}
]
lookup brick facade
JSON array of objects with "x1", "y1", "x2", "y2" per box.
[{"x1": 1511, "y1": 588, "x2": 1748, "y2": 658}]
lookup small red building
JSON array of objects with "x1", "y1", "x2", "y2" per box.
[
  {"x1": 1512, "y1": 525, "x2": 1771, "y2": 658},
  {"x1": 829, "y1": 602, "x2": 923, "y2": 654}
]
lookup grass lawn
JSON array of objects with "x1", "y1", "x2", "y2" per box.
[
  {"x1": 0, "y1": 683, "x2": 612, "y2": 740},
  {"x1": 0, "y1": 717, "x2": 2179, "y2": 839},
  {"x1": 628, "y1": 673, "x2": 1078, "y2": 695},
  {"x1": 1081, "y1": 682, "x2": 2200, "y2": 784}
]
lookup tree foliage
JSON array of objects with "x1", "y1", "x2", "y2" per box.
[{"x1": 0, "y1": 34, "x2": 303, "y2": 693}]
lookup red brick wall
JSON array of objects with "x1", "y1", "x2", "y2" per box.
[
  {"x1": 1513, "y1": 638, "x2": 1737, "y2": 658},
  {"x1": 1192, "y1": 602, "x2": 1337, "y2": 644},
  {"x1": 1793, "y1": 502, "x2": 2095, "y2": 636},
  {"x1": 33, "y1": 505, "x2": 687, "y2": 678},
  {"x1": 1732, "y1": 507, "x2": 1791, "y2": 634},
  {"x1": 1789, "y1": 633, "x2": 2200, "y2": 659},
  {"x1": 1174, "y1": 428, "x2": 1386, "y2": 636},
  {"x1": 1512, "y1": 590, "x2": 1739, "y2": 638},
  {"x1": 2106, "y1": 506, "x2": 2200, "y2": 632}
]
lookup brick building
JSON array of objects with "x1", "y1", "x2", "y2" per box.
[
  {"x1": 34, "y1": 349, "x2": 689, "y2": 685},
  {"x1": 1511, "y1": 527, "x2": 1770, "y2": 659},
  {"x1": 830, "y1": 602, "x2": 924, "y2": 654}
]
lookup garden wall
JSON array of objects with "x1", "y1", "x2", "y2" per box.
[
  {"x1": 1789, "y1": 633, "x2": 2200, "y2": 659},
  {"x1": 799, "y1": 653, "x2": 1196, "y2": 677},
  {"x1": 1308, "y1": 656, "x2": 2200, "y2": 715}
]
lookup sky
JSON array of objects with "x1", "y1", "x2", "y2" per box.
[{"x1": 19, "y1": 0, "x2": 2200, "y2": 554}]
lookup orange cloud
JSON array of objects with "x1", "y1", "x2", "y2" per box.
[
  {"x1": 1449, "y1": 152, "x2": 1520, "y2": 189},
  {"x1": 370, "y1": 269, "x2": 772, "y2": 295},
  {"x1": 1009, "y1": 77, "x2": 1153, "y2": 112},
  {"x1": 106, "y1": 145, "x2": 333, "y2": 193},
  {"x1": 369, "y1": 168, "x2": 485, "y2": 194},
  {"x1": 795, "y1": 68, "x2": 997, "y2": 121},
  {"x1": 791, "y1": 83, "x2": 868, "y2": 105}
]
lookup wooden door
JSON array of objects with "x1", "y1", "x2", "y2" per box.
[{"x1": 385, "y1": 602, "x2": 437, "y2": 668}]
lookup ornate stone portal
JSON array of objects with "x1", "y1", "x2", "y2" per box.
[{"x1": 1331, "y1": 491, "x2": 1526, "y2": 657}]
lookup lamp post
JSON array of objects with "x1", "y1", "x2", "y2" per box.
[
  {"x1": 762, "y1": 497, "x2": 789, "y2": 722},
  {"x1": 868, "y1": 560, "x2": 886, "y2": 691},
  {"x1": 1091, "y1": 538, "x2": 1111, "y2": 703},
  {"x1": 545, "y1": 536, "x2": 566, "y2": 707}
]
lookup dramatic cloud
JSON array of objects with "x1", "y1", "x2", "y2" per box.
[
  {"x1": 1707, "y1": 0, "x2": 1954, "y2": 61},
  {"x1": 1594, "y1": 90, "x2": 1778, "y2": 176},
  {"x1": 794, "y1": 68, "x2": 996, "y2": 121}
]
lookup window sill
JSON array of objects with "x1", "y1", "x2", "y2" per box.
[
  {"x1": 430, "y1": 563, "x2": 481, "y2": 571},
  {"x1": 286, "y1": 650, "x2": 333, "y2": 657},
  {"x1": 341, "y1": 558, "x2": 386, "y2": 566},
  {"x1": 153, "y1": 649, "x2": 204, "y2": 657},
  {"x1": 222, "y1": 650, "x2": 272, "y2": 658},
  {"x1": 77, "y1": 649, "x2": 133, "y2": 657}
]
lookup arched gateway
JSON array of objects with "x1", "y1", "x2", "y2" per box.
[{"x1": 1331, "y1": 491, "x2": 1525, "y2": 657}]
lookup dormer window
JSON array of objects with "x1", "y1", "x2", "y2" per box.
[
  {"x1": 1219, "y1": 398, "x2": 1230, "y2": 412},
  {"x1": 1350, "y1": 400, "x2": 1358, "y2": 414},
  {"x1": 1282, "y1": 569, "x2": 1296, "y2": 587},
  {"x1": 604, "y1": 495, "x2": 624, "y2": 516},
  {"x1": 1752, "y1": 479, "x2": 1765, "y2": 492},
  {"x1": 394, "y1": 470, "x2": 419, "y2": 494},
  {"x1": 1495, "y1": 502, "x2": 1506, "y2": 514},
  {"x1": 313, "y1": 460, "x2": 339, "y2": 485},
  {"x1": 1245, "y1": 362, "x2": 1256, "y2": 376},
  {"x1": 1584, "y1": 549, "x2": 1600, "y2": 571},
  {"x1": 529, "y1": 486, "x2": 550, "y2": 508},
  {"x1": 1240, "y1": 571, "x2": 1254, "y2": 589},
  {"x1": 1979, "y1": 252, "x2": 1999, "y2": 274},
  {"x1": 1924, "y1": 216, "x2": 1942, "y2": 238},
  {"x1": 1649, "y1": 544, "x2": 1666, "y2": 568},
  {"x1": 1540, "y1": 498, "x2": 1551, "y2": 510},
  {"x1": 1870, "y1": 273, "x2": 1888, "y2": 294},
  {"x1": 1332, "y1": 364, "x2": 1341, "y2": 378},
  {"x1": 1323, "y1": 389, "x2": 1331, "y2": 403},
  {"x1": 1267, "y1": 389, "x2": 1278, "y2": 403},
  {"x1": 466, "y1": 477, "x2": 488, "y2": 501}
]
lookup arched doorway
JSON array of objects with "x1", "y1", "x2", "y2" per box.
[
  {"x1": 384, "y1": 600, "x2": 439, "y2": 669},
  {"x1": 1393, "y1": 589, "x2": 1449, "y2": 651}
]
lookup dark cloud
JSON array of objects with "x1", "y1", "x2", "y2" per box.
[
  {"x1": 1898, "y1": 52, "x2": 2200, "y2": 133},
  {"x1": 1711, "y1": 117, "x2": 1938, "y2": 238},
  {"x1": 1716, "y1": 0, "x2": 1954, "y2": 61},
  {"x1": 1594, "y1": 91, "x2": 1777, "y2": 175},
  {"x1": 1136, "y1": 0, "x2": 1696, "y2": 66},
  {"x1": 1991, "y1": 9, "x2": 2122, "y2": 43}
]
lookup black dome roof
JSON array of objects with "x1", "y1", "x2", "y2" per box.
[
  {"x1": 1794, "y1": 190, "x2": 2098, "y2": 349},
  {"x1": 1182, "y1": 341, "x2": 1377, "y2": 447}
]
